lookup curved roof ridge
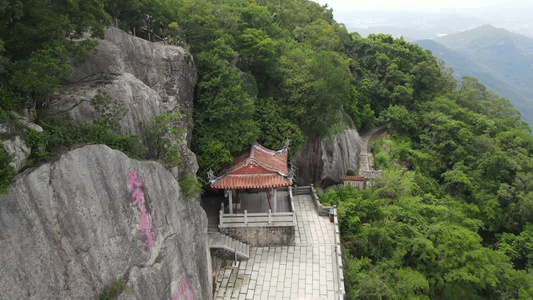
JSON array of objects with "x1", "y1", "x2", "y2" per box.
[
  {"x1": 252, "y1": 142, "x2": 287, "y2": 156},
  {"x1": 224, "y1": 157, "x2": 281, "y2": 174}
]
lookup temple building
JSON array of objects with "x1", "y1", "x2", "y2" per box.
[
  {"x1": 339, "y1": 175, "x2": 365, "y2": 190},
  {"x1": 208, "y1": 142, "x2": 296, "y2": 245}
]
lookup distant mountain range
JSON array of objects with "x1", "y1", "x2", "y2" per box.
[
  {"x1": 336, "y1": 8, "x2": 533, "y2": 41},
  {"x1": 415, "y1": 25, "x2": 533, "y2": 127},
  {"x1": 340, "y1": 10, "x2": 487, "y2": 41}
]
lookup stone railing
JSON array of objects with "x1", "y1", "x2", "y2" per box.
[
  {"x1": 219, "y1": 203, "x2": 295, "y2": 228},
  {"x1": 360, "y1": 170, "x2": 382, "y2": 178},
  {"x1": 307, "y1": 185, "x2": 346, "y2": 299},
  {"x1": 332, "y1": 207, "x2": 346, "y2": 299},
  {"x1": 309, "y1": 184, "x2": 334, "y2": 216}
]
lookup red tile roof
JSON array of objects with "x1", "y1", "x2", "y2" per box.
[
  {"x1": 210, "y1": 142, "x2": 292, "y2": 190},
  {"x1": 340, "y1": 175, "x2": 365, "y2": 181},
  {"x1": 211, "y1": 174, "x2": 293, "y2": 189},
  {"x1": 251, "y1": 143, "x2": 288, "y2": 175}
]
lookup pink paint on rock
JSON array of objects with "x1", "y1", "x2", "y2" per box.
[
  {"x1": 138, "y1": 206, "x2": 151, "y2": 231},
  {"x1": 127, "y1": 169, "x2": 156, "y2": 249},
  {"x1": 171, "y1": 278, "x2": 194, "y2": 300},
  {"x1": 178, "y1": 278, "x2": 194, "y2": 300},
  {"x1": 132, "y1": 187, "x2": 144, "y2": 206},
  {"x1": 145, "y1": 229, "x2": 156, "y2": 248},
  {"x1": 127, "y1": 169, "x2": 143, "y2": 192}
]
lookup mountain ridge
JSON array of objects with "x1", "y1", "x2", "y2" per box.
[{"x1": 416, "y1": 25, "x2": 533, "y2": 127}]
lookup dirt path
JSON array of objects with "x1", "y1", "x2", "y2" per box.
[{"x1": 359, "y1": 124, "x2": 388, "y2": 172}]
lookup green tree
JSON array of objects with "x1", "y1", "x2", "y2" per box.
[
  {"x1": 254, "y1": 97, "x2": 304, "y2": 157},
  {"x1": 192, "y1": 38, "x2": 260, "y2": 171},
  {"x1": 0, "y1": 0, "x2": 109, "y2": 102},
  {"x1": 498, "y1": 223, "x2": 533, "y2": 271},
  {"x1": 0, "y1": 144, "x2": 14, "y2": 194},
  {"x1": 280, "y1": 49, "x2": 351, "y2": 137},
  {"x1": 140, "y1": 111, "x2": 184, "y2": 168}
]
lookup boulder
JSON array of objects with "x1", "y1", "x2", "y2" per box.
[
  {"x1": 43, "y1": 26, "x2": 196, "y2": 141},
  {"x1": 67, "y1": 27, "x2": 196, "y2": 137},
  {"x1": 292, "y1": 128, "x2": 363, "y2": 187},
  {"x1": 39, "y1": 27, "x2": 198, "y2": 177},
  {"x1": 12, "y1": 112, "x2": 43, "y2": 132},
  {"x1": 2, "y1": 135, "x2": 30, "y2": 173},
  {"x1": 0, "y1": 145, "x2": 212, "y2": 299},
  {"x1": 45, "y1": 73, "x2": 163, "y2": 135}
]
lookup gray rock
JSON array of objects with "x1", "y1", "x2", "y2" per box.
[
  {"x1": 11, "y1": 112, "x2": 44, "y2": 132},
  {"x1": 68, "y1": 27, "x2": 196, "y2": 133},
  {"x1": 0, "y1": 145, "x2": 212, "y2": 299},
  {"x1": 41, "y1": 27, "x2": 197, "y2": 176},
  {"x1": 2, "y1": 135, "x2": 30, "y2": 172},
  {"x1": 45, "y1": 73, "x2": 163, "y2": 135},
  {"x1": 177, "y1": 144, "x2": 200, "y2": 178},
  {"x1": 292, "y1": 129, "x2": 363, "y2": 187},
  {"x1": 0, "y1": 122, "x2": 10, "y2": 134}
]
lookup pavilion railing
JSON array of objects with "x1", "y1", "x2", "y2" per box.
[{"x1": 219, "y1": 203, "x2": 296, "y2": 228}]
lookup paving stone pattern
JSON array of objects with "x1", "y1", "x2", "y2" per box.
[{"x1": 214, "y1": 194, "x2": 338, "y2": 300}]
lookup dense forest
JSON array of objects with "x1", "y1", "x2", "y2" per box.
[{"x1": 1, "y1": 0, "x2": 532, "y2": 299}]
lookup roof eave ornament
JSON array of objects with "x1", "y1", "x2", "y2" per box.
[
  {"x1": 283, "y1": 138, "x2": 291, "y2": 151},
  {"x1": 288, "y1": 165, "x2": 296, "y2": 182},
  {"x1": 207, "y1": 169, "x2": 216, "y2": 184}
]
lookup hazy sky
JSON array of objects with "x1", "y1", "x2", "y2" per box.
[{"x1": 314, "y1": 0, "x2": 532, "y2": 12}]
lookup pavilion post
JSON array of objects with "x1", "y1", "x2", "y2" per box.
[
  {"x1": 266, "y1": 188, "x2": 272, "y2": 211},
  {"x1": 228, "y1": 189, "x2": 233, "y2": 214},
  {"x1": 273, "y1": 188, "x2": 277, "y2": 213}
]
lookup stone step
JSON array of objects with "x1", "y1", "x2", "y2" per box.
[
  {"x1": 208, "y1": 232, "x2": 250, "y2": 260},
  {"x1": 294, "y1": 186, "x2": 311, "y2": 195}
]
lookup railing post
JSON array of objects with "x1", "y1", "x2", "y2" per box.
[
  {"x1": 220, "y1": 203, "x2": 224, "y2": 225},
  {"x1": 244, "y1": 210, "x2": 248, "y2": 224},
  {"x1": 268, "y1": 209, "x2": 272, "y2": 224},
  {"x1": 289, "y1": 186, "x2": 292, "y2": 199}
]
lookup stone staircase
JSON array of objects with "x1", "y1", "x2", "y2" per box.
[
  {"x1": 293, "y1": 185, "x2": 312, "y2": 195},
  {"x1": 207, "y1": 215, "x2": 219, "y2": 234},
  {"x1": 208, "y1": 232, "x2": 250, "y2": 261},
  {"x1": 206, "y1": 208, "x2": 249, "y2": 261}
]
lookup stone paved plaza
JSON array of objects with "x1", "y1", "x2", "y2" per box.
[{"x1": 214, "y1": 194, "x2": 339, "y2": 300}]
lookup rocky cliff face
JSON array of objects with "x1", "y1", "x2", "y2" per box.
[
  {"x1": 40, "y1": 27, "x2": 198, "y2": 177},
  {"x1": 292, "y1": 128, "x2": 362, "y2": 187},
  {"x1": 44, "y1": 27, "x2": 196, "y2": 135},
  {"x1": 0, "y1": 145, "x2": 211, "y2": 299},
  {"x1": 0, "y1": 28, "x2": 210, "y2": 299}
]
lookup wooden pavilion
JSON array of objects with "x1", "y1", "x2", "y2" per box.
[{"x1": 208, "y1": 142, "x2": 295, "y2": 229}]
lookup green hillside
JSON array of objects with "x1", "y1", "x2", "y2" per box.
[
  {"x1": 1, "y1": 1, "x2": 532, "y2": 299},
  {"x1": 418, "y1": 25, "x2": 533, "y2": 126}
]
